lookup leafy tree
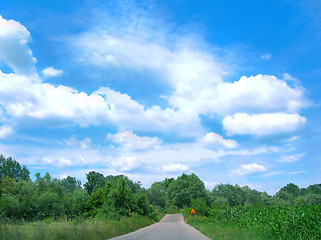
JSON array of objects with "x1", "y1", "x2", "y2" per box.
[
  {"x1": 84, "y1": 171, "x2": 106, "y2": 195},
  {"x1": 294, "y1": 194, "x2": 321, "y2": 205},
  {"x1": 167, "y1": 173, "x2": 207, "y2": 208},
  {"x1": 147, "y1": 182, "x2": 166, "y2": 208},
  {"x1": 0, "y1": 155, "x2": 30, "y2": 181},
  {"x1": 276, "y1": 183, "x2": 300, "y2": 203},
  {"x1": 306, "y1": 184, "x2": 321, "y2": 195},
  {"x1": 60, "y1": 176, "x2": 82, "y2": 193},
  {"x1": 212, "y1": 184, "x2": 246, "y2": 206}
]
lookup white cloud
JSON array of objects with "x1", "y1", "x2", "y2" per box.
[
  {"x1": 288, "y1": 171, "x2": 304, "y2": 175},
  {"x1": 231, "y1": 163, "x2": 268, "y2": 176},
  {"x1": 40, "y1": 156, "x2": 72, "y2": 167},
  {"x1": 279, "y1": 153, "x2": 306, "y2": 163},
  {"x1": 58, "y1": 157, "x2": 72, "y2": 167},
  {"x1": 204, "y1": 181, "x2": 218, "y2": 190},
  {"x1": 261, "y1": 53, "x2": 272, "y2": 60},
  {"x1": 223, "y1": 113, "x2": 306, "y2": 136},
  {"x1": 107, "y1": 131, "x2": 161, "y2": 151},
  {"x1": 0, "y1": 125, "x2": 13, "y2": 139},
  {"x1": 110, "y1": 156, "x2": 145, "y2": 171},
  {"x1": 201, "y1": 132, "x2": 239, "y2": 149},
  {"x1": 42, "y1": 67, "x2": 63, "y2": 78},
  {"x1": 0, "y1": 71, "x2": 194, "y2": 133},
  {"x1": 76, "y1": 13, "x2": 308, "y2": 118},
  {"x1": 0, "y1": 15, "x2": 36, "y2": 75},
  {"x1": 162, "y1": 163, "x2": 189, "y2": 172}
]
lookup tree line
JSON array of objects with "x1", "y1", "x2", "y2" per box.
[{"x1": 0, "y1": 154, "x2": 320, "y2": 221}]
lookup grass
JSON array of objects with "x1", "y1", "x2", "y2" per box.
[{"x1": 0, "y1": 215, "x2": 162, "y2": 240}]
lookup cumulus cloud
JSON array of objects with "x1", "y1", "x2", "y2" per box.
[
  {"x1": 0, "y1": 71, "x2": 195, "y2": 132},
  {"x1": 223, "y1": 113, "x2": 306, "y2": 136},
  {"x1": 0, "y1": 15, "x2": 36, "y2": 75},
  {"x1": 162, "y1": 163, "x2": 189, "y2": 172},
  {"x1": 204, "y1": 181, "x2": 218, "y2": 190},
  {"x1": 42, "y1": 67, "x2": 63, "y2": 78},
  {"x1": 75, "y1": 8, "x2": 308, "y2": 119},
  {"x1": 0, "y1": 125, "x2": 13, "y2": 138},
  {"x1": 107, "y1": 131, "x2": 161, "y2": 151},
  {"x1": 231, "y1": 163, "x2": 268, "y2": 176},
  {"x1": 41, "y1": 156, "x2": 72, "y2": 167},
  {"x1": 110, "y1": 156, "x2": 145, "y2": 171},
  {"x1": 201, "y1": 132, "x2": 239, "y2": 149}
]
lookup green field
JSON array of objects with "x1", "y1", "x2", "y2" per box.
[{"x1": 185, "y1": 205, "x2": 321, "y2": 240}]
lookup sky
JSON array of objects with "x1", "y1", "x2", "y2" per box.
[{"x1": 0, "y1": 0, "x2": 320, "y2": 194}]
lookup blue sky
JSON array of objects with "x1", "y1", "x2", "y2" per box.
[{"x1": 0, "y1": 0, "x2": 320, "y2": 194}]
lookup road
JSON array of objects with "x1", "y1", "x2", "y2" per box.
[{"x1": 108, "y1": 214, "x2": 211, "y2": 240}]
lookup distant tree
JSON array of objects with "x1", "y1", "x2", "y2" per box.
[
  {"x1": 294, "y1": 194, "x2": 321, "y2": 205},
  {"x1": 276, "y1": 183, "x2": 300, "y2": 203},
  {"x1": 212, "y1": 184, "x2": 246, "y2": 206},
  {"x1": 0, "y1": 155, "x2": 30, "y2": 181},
  {"x1": 147, "y1": 182, "x2": 166, "y2": 208},
  {"x1": 306, "y1": 184, "x2": 321, "y2": 195},
  {"x1": 60, "y1": 176, "x2": 82, "y2": 193},
  {"x1": 167, "y1": 173, "x2": 207, "y2": 208},
  {"x1": 84, "y1": 171, "x2": 106, "y2": 195}
]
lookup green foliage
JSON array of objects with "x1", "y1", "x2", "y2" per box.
[
  {"x1": 191, "y1": 198, "x2": 210, "y2": 216},
  {"x1": 167, "y1": 173, "x2": 207, "y2": 209},
  {"x1": 146, "y1": 182, "x2": 166, "y2": 208},
  {"x1": 0, "y1": 155, "x2": 30, "y2": 181},
  {"x1": 186, "y1": 205, "x2": 321, "y2": 240},
  {"x1": 0, "y1": 215, "x2": 162, "y2": 240},
  {"x1": 84, "y1": 171, "x2": 105, "y2": 195},
  {"x1": 1, "y1": 154, "x2": 321, "y2": 240},
  {"x1": 206, "y1": 206, "x2": 321, "y2": 239}
]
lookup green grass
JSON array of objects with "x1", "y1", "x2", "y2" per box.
[
  {"x1": 185, "y1": 205, "x2": 321, "y2": 240},
  {"x1": 0, "y1": 215, "x2": 162, "y2": 240}
]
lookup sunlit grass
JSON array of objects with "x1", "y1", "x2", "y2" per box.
[{"x1": 0, "y1": 215, "x2": 160, "y2": 240}]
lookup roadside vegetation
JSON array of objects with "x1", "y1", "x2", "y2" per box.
[{"x1": 1, "y1": 154, "x2": 320, "y2": 239}]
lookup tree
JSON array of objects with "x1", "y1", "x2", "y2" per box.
[
  {"x1": 60, "y1": 176, "x2": 82, "y2": 193},
  {"x1": 212, "y1": 184, "x2": 246, "y2": 206},
  {"x1": 147, "y1": 182, "x2": 166, "y2": 208},
  {"x1": 84, "y1": 171, "x2": 106, "y2": 195},
  {"x1": 0, "y1": 155, "x2": 30, "y2": 181},
  {"x1": 276, "y1": 183, "x2": 300, "y2": 203},
  {"x1": 167, "y1": 173, "x2": 207, "y2": 208}
]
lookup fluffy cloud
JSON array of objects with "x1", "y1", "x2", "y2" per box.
[
  {"x1": 107, "y1": 131, "x2": 161, "y2": 151},
  {"x1": 231, "y1": 163, "x2": 268, "y2": 176},
  {"x1": 41, "y1": 156, "x2": 72, "y2": 167},
  {"x1": 42, "y1": 67, "x2": 63, "y2": 78},
  {"x1": 223, "y1": 113, "x2": 306, "y2": 136},
  {"x1": 110, "y1": 156, "x2": 145, "y2": 171},
  {"x1": 0, "y1": 71, "x2": 195, "y2": 132},
  {"x1": 0, "y1": 125, "x2": 13, "y2": 139},
  {"x1": 201, "y1": 132, "x2": 238, "y2": 149},
  {"x1": 0, "y1": 15, "x2": 36, "y2": 75},
  {"x1": 75, "y1": 10, "x2": 308, "y2": 118},
  {"x1": 162, "y1": 163, "x2": 189, "y2": 172}
]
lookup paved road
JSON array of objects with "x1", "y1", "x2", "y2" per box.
[{"x1": 108, "y1": 214, "x2": 211, "y2": 240}]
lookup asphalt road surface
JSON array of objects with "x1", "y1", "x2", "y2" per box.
[{"x1": 108, "y1": 214, "x2": 211, "y2": 240}]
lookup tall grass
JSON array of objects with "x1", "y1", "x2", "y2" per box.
[{"x1": 0, "y1": 215, "x2": 161, "y2": 240}]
